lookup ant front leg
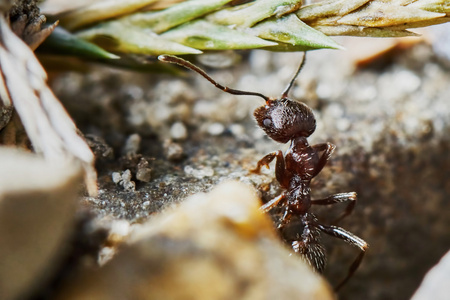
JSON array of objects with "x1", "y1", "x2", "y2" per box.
[
  {"x1": 260, "y1": 193, "x2": 286, "y2": 213},
  {"x1": 250, "y1": 150, "x2": 291, "y2": 187},
  {"x1": 315, "y1": 223, "x2": 368, "y2": 291},
  {"x1": 250, "y1": 150, "x2": 282, "y2": 173},
  {"x1": 312, "y1": 192, "x2": 357, "y2": 223},
  {"x1": 311, "y1": 143, "x2": 336, "y2": 177}
]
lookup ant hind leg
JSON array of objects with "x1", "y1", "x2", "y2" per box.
[
  {"x1": 311, "y1": 192, "x2": 357, "y2": 223},
  {"x1": 315, "y1": 224, "x2": 368, "y2": 291}
]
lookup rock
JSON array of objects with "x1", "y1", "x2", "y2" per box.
[
  {"x1": 207, "y1": 122, "x2": 225, "y2": 136},
  {"x1": 111, "y1": 169, "x2": 136, "y2": 192},
  {"x1": 135, "y1": 158, "x2": 152, "y2": 183},
  {"x1": 122, "y1": 133, "x2": 141, "y2": 156},
  {"x1": 55, "y1": 181, "x2": 335, "y2": 300},
  {"x1": 0, "y1": 148, "x2": 83, "y2": 300},
  {"x1": 0, "y1": 100, "x2": 13, "y2": 131},
  {"x1": 170, "y1": 121, "x2": 188, "y2": 140},
  {"x1": 163, "y1": 139, "x2": 185, "y2": 161},
  {"x1": 410, "y1": 250, "x2": 450, "y2": 300},
  {"x1": 84, "y1": 134, "x2": 114, "y2": 161}
]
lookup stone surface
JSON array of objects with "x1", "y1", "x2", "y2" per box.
[
  {"x1": 410, "y1": 250, "x2": 450, "y2": 300},
  {"x1": 0, "y1": 148, "x2": 82, "y2": 300},
  {"x1": 0, "y1": 102, "x2": 13, "y2": 131},
  {"x1": 56, "y1": 182, "x2": 335, "y2": 300}
]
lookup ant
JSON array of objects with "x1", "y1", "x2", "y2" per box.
[{"x1": 158, "y1": 53, "x2": 368, "y2": 291}]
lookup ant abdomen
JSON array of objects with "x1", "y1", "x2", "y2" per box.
[{"x1": 281, "y1": 214, "x2": 326, "y2": 273}]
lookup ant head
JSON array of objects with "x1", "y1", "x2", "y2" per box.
[
  {"x1": 158, "y1": 53, "x2": 314, "y2": 143},
  {"x1": 253, "y1": 52, "x2": 316, "y2": 143},
  {"x1": 254, "y1": 98, "x2": 316, "y2": 143}
]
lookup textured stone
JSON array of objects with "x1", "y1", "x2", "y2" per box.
[
  {"x1": 56, "y1": 182, "x2": 334, "y2": 300},
  {"x1": 410, "y1": 251, "x2": 450, "y2": 300}
]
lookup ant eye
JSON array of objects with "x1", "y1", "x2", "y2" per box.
[{"x1": 263, "y1": 118, "x2": 272, "y2": 127}]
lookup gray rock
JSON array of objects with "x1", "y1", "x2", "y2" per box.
[
  {"x1": 0, "y1": 101, "x2": 13, "y2": 131},
  {"x1": 410, "y1": 250, "x2": 450, "y2": 300},
  {"x1": 135, "y1": 158, "x2": 152, "y2": 182}
]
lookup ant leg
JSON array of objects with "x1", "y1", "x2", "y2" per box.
[
  {"x1": 260, "y1": 193, "x2": 286, "y2": 212},
  {"x1": 250, "y1": 150, "x2": 290, "y2": 187},
  {"x1": 315, "y1": 224, "x2": 368, "y2": 291},
  {"x1": 278, "y1": 205, "x2": 292, "y2": 229},
  {"x1": 311, "y1": 192, "x2": 357, "y2": 223},
  {"x1": 311, "y1": 143, "x2": 336, "y2": 177},
  {"x1": 250, "y1": 151, "x2": 281, "y2": 173}
]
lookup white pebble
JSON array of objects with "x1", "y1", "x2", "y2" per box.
[
  {"x1": 207, "y1": 122, "x2": 225, "y2": 136},
  {"x1": 170, "y1": 121, "x2": 188, "y2": 140}
]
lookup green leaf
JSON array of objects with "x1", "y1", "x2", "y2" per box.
[
  {"x1": 77, "y1": 21, "x2": 202, "y2": 55},
  {"x1": 250, "y1": 14, "x2": 344, "y2": 51},
  {"x1": 124, "y1": 0, "x2": 233, "y2": 34},
  {"x1": 161, "y1": 20, "x2": 277, "y2": 50},
  {"x1": 39, "y1": 27, "x2": 120, "y2": 59},
  {"x1": 59, "y1": 0, "x2": 160, "y2": 30},
  {"x1": 207, "y1": 0, "x2": 302, "y2": 28}
]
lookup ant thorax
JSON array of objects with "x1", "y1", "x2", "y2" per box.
[{"x1": 285, "y1": 137, "x2": 321, "y2": 181}]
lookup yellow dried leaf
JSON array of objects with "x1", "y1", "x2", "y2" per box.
[{"x1": 336, "y1": 1, "x2": 445, "y2": 27}]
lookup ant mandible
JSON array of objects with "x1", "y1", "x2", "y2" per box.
[{"x1": 158, "y1": 53, "x2": 368, "y2": 291}]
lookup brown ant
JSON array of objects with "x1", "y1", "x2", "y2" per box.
[{"x1": 158, "y1": 53, "x2": 368, "y2": 291}]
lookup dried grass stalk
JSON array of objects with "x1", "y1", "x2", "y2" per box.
[{"x1": 0, "y1": 16, "x2": 97, "y2": 195}]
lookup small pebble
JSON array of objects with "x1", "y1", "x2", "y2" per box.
[
  {"x1": 336, "y1": 119, "x2": 351, "y2": 131},
  {"x1": 136, "y1": 159, "x2": 152, "y2": 183},
  {"x1": 109, "y1": 220, "x2": 131, "y2": 241},
  {"x1": 207, "y1": 122, "x2": 225, "y2": 136},
  {"x1": 163, "y1": 139, "x2": 185, "y2": 161},
  {"x1": 121, "y1": 85, "x2": 144, "y2": 100},
  {"x1": 170, "y1": 121, "x2": 188, "y2": 140},
  {"x1": 184, "y1": 165, "x2": 214, "y2": 179},
  {"x1": 122, "y1": 181, "x2": 135, "y2": 192},
  {"x1": 121, "y1": 169, "x2": 132, "y2": 181},
  {"x1": 98, "y1": 247, "x2": 115, "y2": 266},
  {"x1": 84, "y1": 134, "x2": 114, "y2": 160},
  {"x1": 112, "y1": 170, "x2": 136, "y2": 192},
  {"x1": 111, "y1": 172, "x2": 122, "y2": 184},
  {"x1": 229, "y1": 124, "x2": 245, "y2": 138},
  {"x1": 123, "y1": 134, "x2": 141, "y2": 156}
]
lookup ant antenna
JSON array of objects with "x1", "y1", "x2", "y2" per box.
[
  {"x1": 280, "y1": 52, "x2": 306, "y2": 99},
  {"x1": 158, "y1": 55, "x2": 270, "y2": 102}
]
